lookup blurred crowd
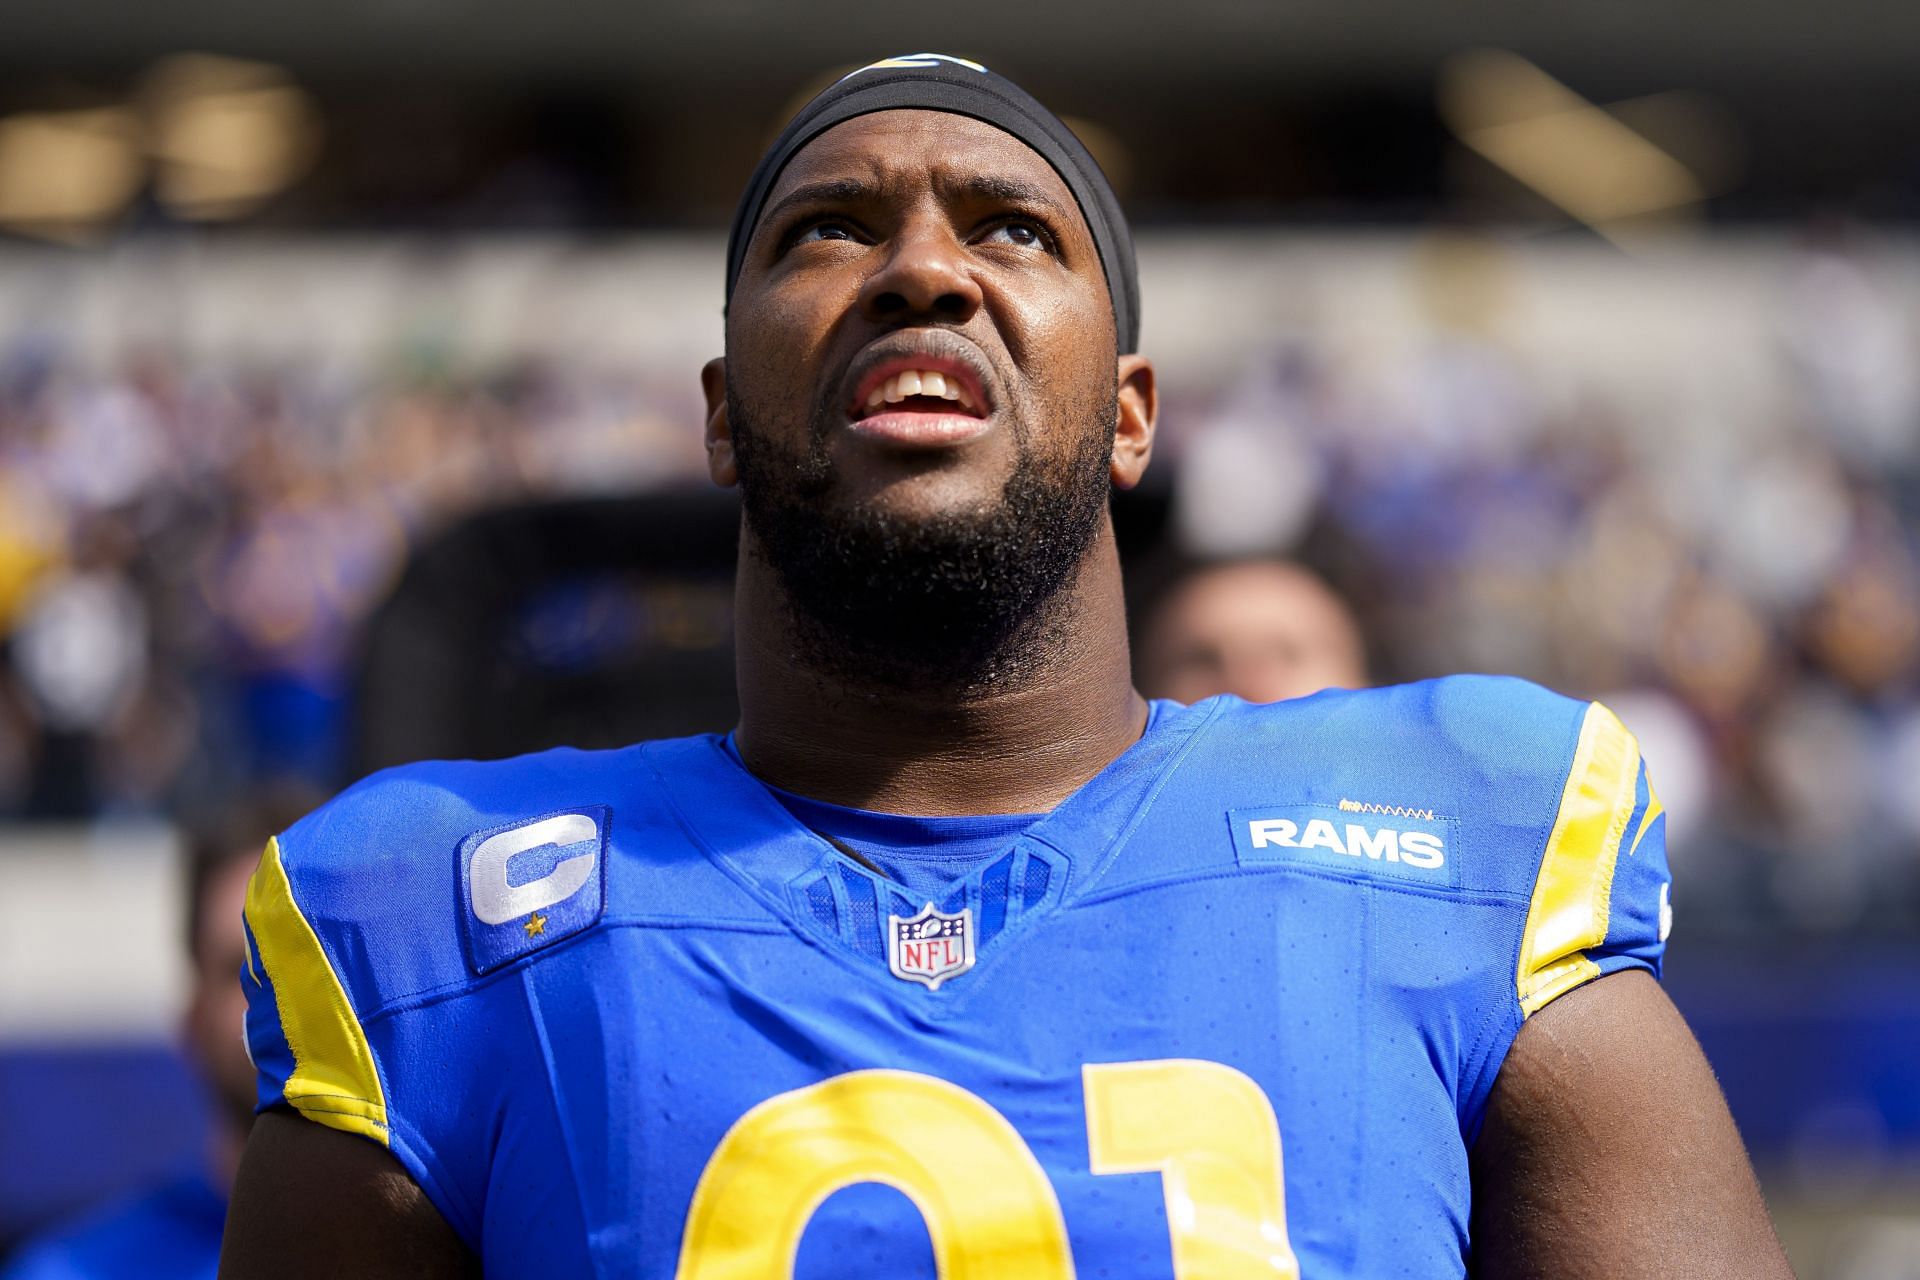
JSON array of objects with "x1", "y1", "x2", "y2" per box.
[
  {"x1": 1159, "y1": 231, "x2": 1920, "y2": 935},
  {"x1": 0, "y1": 345, "x2": 699, "y2": 822},
  {"x1": 1, "y1": 231, "x2": 1916, "y2": 937}
]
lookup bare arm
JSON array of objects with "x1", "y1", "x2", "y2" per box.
[
  {"x1": 219, "y1": 1110, "x2": 479, "y2": 1280},
  {"x1": 1470, "y1": 970, "x2": 1792, "y2": 1278}
]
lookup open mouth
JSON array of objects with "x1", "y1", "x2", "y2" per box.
[{"x1": 848, "y1": 362, "x2": 990, "y2": 424}]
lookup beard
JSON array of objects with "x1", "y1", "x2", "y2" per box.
[{"x1": 729, "y1": 377, "x2": 1116, "y2": 695}]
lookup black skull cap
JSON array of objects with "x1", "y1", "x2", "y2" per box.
[{"x1": 725, "y1": 53, "x2": 1139, "y2": 353}]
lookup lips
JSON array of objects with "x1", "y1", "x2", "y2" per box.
[{"x1": 841, "y1": 334, "x2": 996, "y2": 432}]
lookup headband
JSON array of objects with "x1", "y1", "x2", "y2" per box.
[{"x1": 724, "y1": 53, "x2": 1140, "y2": 353}]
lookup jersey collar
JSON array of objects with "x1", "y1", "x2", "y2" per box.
[{"x1": 642, "y1": 697, "x2": 1222, "y2": 918}]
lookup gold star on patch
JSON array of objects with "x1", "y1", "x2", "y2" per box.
[{"x1": 523, "y1": 912, "x2": 547, "y2": 938}]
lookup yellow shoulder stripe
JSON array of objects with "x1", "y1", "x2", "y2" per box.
[
  {"x1": 245, "y1": 836, "x2": 389, "y2": 1143},
  {"x1": 1516, "y1": 703, "x2": 1642, "y2": 1017}
]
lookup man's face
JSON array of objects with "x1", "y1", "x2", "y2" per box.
[
  {"x1": 725, "y1": 109, "x2": 1120, "y2": 520},
  {"x1": 712, "y1": 109, "x2": 1150, "y2": 687},
  {"x1": 1139, "y1": 562, "x2": 1368, "y2": 706}
]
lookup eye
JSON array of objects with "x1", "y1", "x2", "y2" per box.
[
  {"x1": 788, "y1": 219, "x2": 864, "y2": 247},
  {"x1": 977, "y1": 218, "x2": 1055, "y2": 252}
]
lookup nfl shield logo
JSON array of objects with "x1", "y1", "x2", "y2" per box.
[{"x1": 887, "y1": 902, "x2": 976, "y2": 990}]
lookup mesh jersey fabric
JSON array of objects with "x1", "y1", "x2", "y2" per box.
[{"x1": 240, "y1": 674, "x2": 1672, "y2": 1277}]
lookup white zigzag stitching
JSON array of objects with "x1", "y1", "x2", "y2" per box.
[{"x1": 1338, "y1": 798, "x2": 1438, "y2": 822}]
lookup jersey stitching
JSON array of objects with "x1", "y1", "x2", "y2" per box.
[
  {"x1": 1073, "y1": 860, "x2": 1533, "y2": 910},
  {"x1": 872, "y1": 847, "x2": 1071, "y2": 1018},
  {"x1": 1456, "y1": 974, "x2": 1523, "y2": 1145},
  {"x1": 641, "y1": 748, "x2": 939, "y2": 1001},
  {"x1": 647, "y1": 713, "x2": 1231, "y2": 1018},
  {"x1": 1515, "y1": 703, "x2": 1640, "y2": 1015},
  {"x1": 1469, "y1": 698, "x2": 1593, "y2": 1137},
  {"x1": 1038, "y1": 696, "x2": 1230, "y2": 899},
  {"x1": 282, "y1": 1095, "x2": 382, "y2": 1112},
  {"x1": 384, "y1": 1108, "x2": 484, "y2": 1250},
  {"x1": 357, "y1": 916, "x2": 789, "y2": 1026},
  {"x1": 645, "y1": 743, "x2": 817, "y2": 924},
  {"x1": 1588, "y1": 771, "x2": 1645, "y2": 951},
  {"x1": 1337, "y1": 798, "x2": 1441, "y2": 822},
  {"x1": 252, "y1": 837, "x2": 390, "y2": 1144},
  {"x1": 1510, "y1": 707, "x2": 1585, "y2": 1010},
  {"x1": 1349, "y1": 884, "x2": 1375, "y2": 1271},
  {"x1": 517, "y1": 964, "x2": 597, "y2": 1266}
]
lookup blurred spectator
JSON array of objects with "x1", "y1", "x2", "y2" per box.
[
  {"x1": 1136, "y1": 558, "x2": 1368, "y2": 704},
  {"x1": 0, "y1": 342, "x2": 691, "y2": 816},
  {"x1": 7, "y1": 520, "x2": 151, "y2": 817},
  {"x1": 0, "y1": 791, "x2": 315, "y2": 1280}
]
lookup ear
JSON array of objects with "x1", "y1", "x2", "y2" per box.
[
  {"x1": 1111, "y1": 353, "x2": 1157, "y2": 490},
  {"x1": 700, "y1": 356, "x2": 737, "y2": 488}
]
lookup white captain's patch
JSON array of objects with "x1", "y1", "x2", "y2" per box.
[
  {"x1": 1230, "y1": 803, "x2": 1461, "y2": 889},
  {"x1": 458, "y1": 806, "x2": 609, "y2": 974}
]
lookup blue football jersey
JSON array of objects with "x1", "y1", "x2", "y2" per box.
[{"x1": 240, "y1": 675, "x2": 1671, "y2": 1278}]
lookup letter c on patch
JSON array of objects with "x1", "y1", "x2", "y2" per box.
[{"x1": 470, "y1": 813, "x2": 599, "y2": 925}]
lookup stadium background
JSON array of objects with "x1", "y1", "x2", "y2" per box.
[{"x1": 2, "y1": 3, "x2": 1918, "y2": 1274}]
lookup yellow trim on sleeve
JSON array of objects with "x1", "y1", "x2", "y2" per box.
[
  {"x1": 1628, "y1": 778, "x2": 1664, "y2": 859},
  {"x1": 1516, "y1": 703, "x2": 1642, "y2": 1017},
  {"x1": 244, "y1": 836, "x2": 389, "y2": 1144}
]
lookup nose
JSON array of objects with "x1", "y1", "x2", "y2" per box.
[{"x1": 858, "y1": 214, "x2": 982, "y2": 327}]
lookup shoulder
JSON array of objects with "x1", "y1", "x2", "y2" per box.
[
  {"x1": 1187, "y1": 676, "x2": 1641, "y2": 898},
  {"x1": 256, "y1": 742, "x2": 654, "y2": 1011},
  {"x1": 1197, "y1": 674, "x2": 1595, "y2": 802},
  {"x1": 282, "y1": 743, "x2": 645, "y2": 873},
  {"x1": 1206, "y1": 671, "x2": 1586, "y2": 745}
]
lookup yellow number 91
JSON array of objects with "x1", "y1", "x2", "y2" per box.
[{"x1": 676, "y1": 1059, "x2": 1298, "y2": 1280}]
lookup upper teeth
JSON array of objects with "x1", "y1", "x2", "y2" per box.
[{"x1": 864, "y1": 369, "x2": 975, "y2": 412}]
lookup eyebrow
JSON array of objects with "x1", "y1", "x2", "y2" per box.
[
  {"x1": 757, "y1": 171, "x2": 1080, "y2": 233},
  {"x1": 758, "y1": 177, "x2": 876, "y2": 230},
  {"x1": 936, "y1": 173, "x2": 1077, "y2": 227}
]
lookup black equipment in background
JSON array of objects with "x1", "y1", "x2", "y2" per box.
[{"x1": 351, "y1": 489, "x2": 741, "y2": 777}]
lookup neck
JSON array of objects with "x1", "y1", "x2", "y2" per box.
[{"x1": 732, "y1": 524, "x2": 1147, "y2": 815}]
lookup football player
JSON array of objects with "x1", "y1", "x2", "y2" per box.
[{"x1": 221, "y1": 54, "x2": 1791, "y2": 1278}]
